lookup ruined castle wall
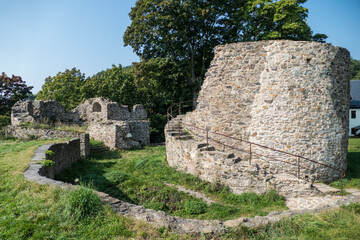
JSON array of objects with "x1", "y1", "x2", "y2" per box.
[
  {"x1": 182, "y1": 40, "x2": 350, "y2": 182},
  {"x1": 5, "y1": 126, "x2": 90, "y2": 158},
  {"x1": 128, "y1": 120, "x2": 150, "y2": 145}
]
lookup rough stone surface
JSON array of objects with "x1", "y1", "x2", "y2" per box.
[
  {"x1": 5, "y1": 126, "x2": 90, "y2": 158},
  {"x1": 166, "y1": 40, "x2": 350, "y2": 196},
  {"x1": 24, "y1": 143, "x2": 360, "y2": 234},
  {"x1": 8, "y1": 97, "x2": 150, "y2": 149}
]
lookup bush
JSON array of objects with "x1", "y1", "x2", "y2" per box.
[
  {"x1": 0, "y1": 115, "x2": 10, "y2": 127},
  {"x1": 184, "y1": 200, "x2": 207, "y2": 215},
  {"x1": 63, "y1": 185, "x2": 103, "y2": 220}
]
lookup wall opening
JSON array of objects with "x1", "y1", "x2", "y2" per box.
[{"x1": 92, "y1": 102, "x2": 102, "y2": 112}]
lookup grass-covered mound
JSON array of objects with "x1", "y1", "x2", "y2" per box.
[{"x1": 57, "y1": 144, "x2": 286, "y2": 221}]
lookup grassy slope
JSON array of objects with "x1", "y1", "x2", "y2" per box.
[
  {"x1": 1, "y1": 138, "x2": 360, "y2": 239},
  {"x1": 57, "y1": 145, "x2": 286, "y2": 221},
  {"x1": 0, "y1": 139, "x2": 190, "y2": 240}
]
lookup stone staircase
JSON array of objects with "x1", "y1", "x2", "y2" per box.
[{"x1": 165, "y1": 116, "x2": 339, "y2": 198}]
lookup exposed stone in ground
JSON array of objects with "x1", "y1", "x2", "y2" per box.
[{"x1": 165, "y1": 183, "x2": 216, "y2": 205}]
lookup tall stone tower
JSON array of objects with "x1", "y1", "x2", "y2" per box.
[{"x1": 166, "y1": 40, "x2": 350, "y2": 195}]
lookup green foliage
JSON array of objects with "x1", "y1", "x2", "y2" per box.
[
  {"x1": 133, "y1": 58, "x2": 192, "y2": 142},
  {"x1": 57, "y1": 145, "x2": 286, "y2": 221},
  {"x1": 45, "y1": 150, "x2": 54, "y2": 156},
  {"x1": 82, "y1": 65, "x2": 138, "y2": 107},
  {"x1": 0, "y1": 115, "x2": 10, "y2": 127},
  {"x1": 342, "y1": 203, "x2": 360, "y2": 214},
  {"x1": 104, "y1": 171, "x2": 128, "y2": 185},
  {"x1": 330, "y1": 138, "x2": 360, "y2": 189},
  {"x1": 124, "y1": 0, "x2": 326, "y2": 105},
  {"x1": 350, "y1": 58, "x2": 360, "y2": 80},
  {"x1": 36, "y1": 68, "x2": 86, "y2": 111},
  {"x1": 0, "y1": 72, "x2": 33, "y2": 116},
  {"x1": 183, "y1": 200, "x2": 207, "y2": 215},
  {"x1": 63, "y1": 184, "x2": 103, "y2": 220},
  {"x1": 41, "y1": 159, "x2": 54, "y2": 168}
]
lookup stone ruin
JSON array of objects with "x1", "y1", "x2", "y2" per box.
[
  {"x1": 165, "y1": 40, "x2": 350, "y2": 196},
  {"x1": 8, "y1": 97, "x2": 150, "y2": 149}
]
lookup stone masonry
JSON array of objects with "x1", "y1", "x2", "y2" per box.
[
  {"x1": 8, "y1": 97, "x2": 150, "y2": 150},
  {"x1": 166, "y1": 40, "x2": 350, "y2": 195}
]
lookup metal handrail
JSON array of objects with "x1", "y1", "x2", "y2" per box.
[{"x1": 166, "y1": 100, "x2": 346, "y2": 191}]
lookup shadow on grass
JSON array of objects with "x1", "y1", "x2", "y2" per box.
[{"x1": 55, "y1": 149, "x2": 133, "y2": 203}]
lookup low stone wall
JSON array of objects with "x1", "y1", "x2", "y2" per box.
[
  {"x1": 40, "y1": 139, "x2": 81, "y2": 178},
  {"x1": 165, "y1": 119, "x2": 322, "y2": 197},
  {"x1": 5, "y1": 126, "x2": 90, "y2": 158}
]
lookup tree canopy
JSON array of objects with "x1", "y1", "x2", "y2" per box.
[
  {"x1": 124, "y1": 0, "x2": 327, "y2": 103},
  {"x1": 351, "y1": 58, "x2": 360, "y2": 80},
  {"x1": 0, "y1": 72, "x2": 33, "y2": 116},
  {"x1": 37, "y1": 68, "x2": 86, "y2": 111}
]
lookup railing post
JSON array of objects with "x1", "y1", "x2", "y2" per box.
[
  {"x1": 179, "y1": 102, "x2": 181, "y2": 115},
  {"x1": 341, "y1": 171, "x2": 345, "y2": 192},
  {"x1": 249, "y1": 143, "x2": 252, "y2": 166},
  {"x1": 297, "y1": 157, "x2": 300, "y2": 179},
  {"x1": 206, "y1": 130, "x2": 209, "y2": 151},
  {"x1": 178, "y1": 119, "x2": 181, "y2": 139}
]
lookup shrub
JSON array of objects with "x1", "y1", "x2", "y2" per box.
[
  {"x1": 63, "y1": 185, "x2": 103, "y2": 220},
  {"x1": 184, "y1": 200, "x2": 207, "y2": 215},
  {"x1": 0, "y1": 115, "x2": 10, "y2": 127}
]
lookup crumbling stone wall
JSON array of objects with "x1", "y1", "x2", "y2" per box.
[
  {"x1": 5, "y1": 126, "x2": 90, "y2": 158},
  {"x1": 167, "y1": 40, "x2": 350, "y2": 185},
  {"x1": 9, "y1": 97, "x2": 150, "y2": 149}
]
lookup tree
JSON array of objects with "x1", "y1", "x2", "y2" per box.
[
  {"x1": 37, "y1": 68, "x2": 86, "y2": 111},
  {"x1": 133, "y1": 58, "x2": 191, "y2": 141},
  {"x1": 124, "y1": 0, "x2": 326, "y2": 104},
  {"x1": 0, "y1": 72, "x2": 33, "y2": 116},
  {"x1": 82, "y1": 65, "x2": 138, "y2": 106},
  {"x1": 350, "y1": 58, "x2": 360, "y2": 80}
]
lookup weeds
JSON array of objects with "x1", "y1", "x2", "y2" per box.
[{"x1": 62, "y1": 183, "x2": 103, "y2": 220}]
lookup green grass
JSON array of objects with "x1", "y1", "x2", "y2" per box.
[
  {"x1": 209, "y1": 205, "x2": 360, "y2": 240},
  {"x1": 1, "y1": 138, "x2": 360, "y2": 239},
  {"x1": 330, "y1": 138, "x2": 360, "y2": 189},
  {"x1": 19, "y1": 122, "x2": 88, "y2": 133},
  {"x1": 0, "y1": 138, "x2": 192, "y2": 240},
  {"x1": 57, "y1": 144, "x2": 286, "y2": 221}
]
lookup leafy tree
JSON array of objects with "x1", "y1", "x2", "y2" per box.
[
  {"x1": 133, "y1": 58, "x2": 191, "y2": 141},
  {"x1": 82, "y1": 65, "x2": 138, "y2": 106},
  {"x1": 37, "y1": 68, "x2": 86, "y2": 111},
  {"x1": 350, "y1": 58, "x2": 360, "y2": 80},
  {"x1": 0, "y1": 72, "x2": 33, "y2": 116},
  {"x1": 124, "y1": 0, "x2": 326, "y2": 104}
]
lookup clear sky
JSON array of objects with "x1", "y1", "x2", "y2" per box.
[{"x1": 0, "y1": 0, "x2": 359, "y2": 94}]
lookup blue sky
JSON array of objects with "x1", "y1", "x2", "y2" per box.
[{"x1": 0, "y1": 0, "x2": 359, "y2": 93}]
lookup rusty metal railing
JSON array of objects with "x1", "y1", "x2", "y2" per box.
[{"x1": 166, "y1": 100, "x2": 346, "y2": 191}]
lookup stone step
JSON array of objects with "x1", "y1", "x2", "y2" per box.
[
  {"x1": 208, "y1": 151, "x2": 235, "y2": 159},
  {"x1": 313, "y1": 183, "x2": 340, "y2": 194},
  {"x1": 199, "y1": 146, "x2": 216, "y2": 152}
]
